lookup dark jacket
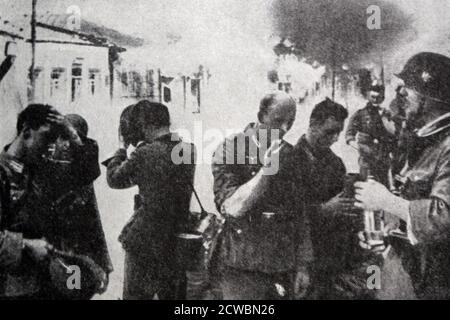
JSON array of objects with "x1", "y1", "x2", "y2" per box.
[
  {"x1": 33, "y1": 137, "x2": 112, "y2": 275},
  {"x1": 295, "y1": 136, "x2": 352, "y2": 271},
  {"x1": 106, "y1": 133, "x2": 196, "y2": 256},
  {"x1": 0, "y1": 151, "x2": 40, "y2": 297},
  {"x1": 37, "y1": 138, "x2": 101, "y2": 200},
  {"x1": 0, "y1": 139, "x2": 112, "y2": 298},
  {"x1": 295, "y1": 136, "x2": 381, "y2": 299},
  {"x1": 211, "y1": 124, "x2": 313, "y2": 274},
  {"x1": 346, "y1": 102, "x2": 396, "y2": 160}
]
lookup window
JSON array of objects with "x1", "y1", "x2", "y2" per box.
[
  {"x1": 145, "y1": 70, "x2": 155, "y2": 98},
  {"x1": 32, "y1": 67, "x2": 45, "y2": 102},
  {"x1": 50, "y1": 68, "x2": 66, "y2": 97},
  {"x1": 163, "y1": 85, "x2": 171, "y2": 103},
  {"x1": 71, "y1": 63, "x2": 82, "y2": 102},
  {"x1": 118, "y1": 71, "x2": 128, "y2": 95},
  {"x1": 190, "y1": 78, "x2": 201, "y2": 112},
  {"x1": 128, "y1": 71, "x2": 142, "y2": 97},
  {"x1": 88, "y1": 69, "x2": 100, "y2": 95}
]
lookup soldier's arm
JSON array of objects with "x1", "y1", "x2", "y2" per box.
[
  {"x1": 221, "y1": 170, "x2": 270, "y2": 218},
  {"x1": 106, "y1": 147, "x2": 140, "y2": 189},
  {"x1": 212, "y1": 139, "x2": 284, "y2": 218},
  {"x1": 211, "y1": 139, "x2": 268, "y2": 218},
  {"x1": 345, "y1": 110, "x2": 361, "y2": 146},
  {"x1": 371, "y1": 147, "x2": 450, "y2": 245},
  {"x1": 70, "y1": 138, "x2": 101, "y2": 186},
  {"x1": 406, "y1": 148, "x2": 450, "y2": 244}
]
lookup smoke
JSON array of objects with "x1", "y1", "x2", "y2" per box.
[
  {"x1": 271, "y1": 0, "x2": 412, "y2": 67},
  {"x1": 380, "y1": 0, "x2": 450, "y2": 80}
]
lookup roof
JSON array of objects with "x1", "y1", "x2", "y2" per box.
[
  {"x1": 38, "y1": 13, "x2": 144, "y2": 48},
  {"x1": 0, "y1": 7, "x2": 141, "y2": 49}
]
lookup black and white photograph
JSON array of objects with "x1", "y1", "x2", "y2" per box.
[{"x1": 0, "y1": 0, "x2": 450, "y2": 306}]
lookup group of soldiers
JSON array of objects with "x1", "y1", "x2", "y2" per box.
[
  {"x1": 1, "y1": 51, "x2": 450, "y2": 300},
  {"x1": 210, "y1": 51, "x2": 450, "y2": 300}
]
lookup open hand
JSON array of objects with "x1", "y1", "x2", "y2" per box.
[
  {"x1": 322, "y1": 192, "x2": 359, "y2": 217},
  {"x1": 354, "y1": 180, "x2": 393, "y2": 212}
]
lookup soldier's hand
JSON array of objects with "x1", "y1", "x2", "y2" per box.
[
  {"x1": 24, "y1": 239, "x2": 51, "y2": 263},
  {"x1": 348, "y1": 140, "x2": 359, "y2": 151},
  {"x1": 118, "y1": 133, "x2": 129, "y2": 150},
  {"x1": 97, "y1": 272, "x2": 110, "y2": 294},
  {"x1": 47, "y1": 113, "x2": 82, "y2": 145},
  {"x1": 354, "y1": 180, "x2": 393, "y2": 212},
  {"x1": 357, "y1": 221, "x2": 397, "y2": 255},
  {"x1": 321, "y1": 192, "x2": 358, "y2": 216},
  {"x1": 357, "y1": 231, "x2": 387, "y2": 254}
]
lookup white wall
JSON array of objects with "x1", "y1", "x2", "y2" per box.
[{"x1": 0, "y1": 35, "x2": 28, "y2": 148}]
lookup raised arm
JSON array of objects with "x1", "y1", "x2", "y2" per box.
[{"x1": 106, "y1": 148, "x2": 139, "y2": 189}]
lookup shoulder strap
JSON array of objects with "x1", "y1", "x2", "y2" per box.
[
  {"x1": 189, "y1": 180, "x2": 207, "y2": 217},
  {"x1": 0, "y1": 164, "x2": 11, "y2": 231},
  {"x1": 169, "y1": 136, "x2": 207, "y2": 217}
]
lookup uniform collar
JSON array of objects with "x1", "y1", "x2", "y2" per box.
[
  {"x1": 366, "y1": 102, "x2": 382, "y2": 111},
  {"x1": 143, "y1": 132, "x2": 179, "y2": 144}
]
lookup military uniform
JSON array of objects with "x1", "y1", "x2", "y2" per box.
[
  {"x1": 0, "y1": 139, "x2": 111, "y2": 299},
  {"x1": 106, "y1": 133, "x2": 196, "y2": 300},
  {"x1": 0, "y1": 150, "x2": 41, "y2": 298},
  {"x1": 346, "y1": 103, "x2": 396, "y2": 186},
  {"x1": 400, "y1": 130, "x2": 450, "y2": 297},
  {"x1": 211, "y1": 123, "x2": 313, "y2": 300},
  {"x1": 369, "y1": 52, "x2": 450, "y2": 300}
]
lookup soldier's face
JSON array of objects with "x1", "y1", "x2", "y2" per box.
[
  {"x1": 368, "y1": 91, "x2": 384, "y2": 106},
  {"x1": 312, "y1": 117, "x2": 344, "y2": 149},
  {"x1": 24, "y1": 124, "x2": 59, "y2": 163},
  {"x1": 403, "y1": 87, "x2": 426, "y2": 129},
  {"x1": 261, "y1": 101, "x2": 296, "y2": 140}
]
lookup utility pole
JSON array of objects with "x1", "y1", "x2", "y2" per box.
[
  {"x1": 380, "y1": 52, "x2": 385, "y2": 86},
  {"x1": 29, "y1": 0, "x2": 37, "y2": 102},
  {"x1": 331, "y1": 43, "x2": 336, "y2": 101}
]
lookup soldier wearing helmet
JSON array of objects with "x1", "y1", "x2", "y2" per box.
[{"x1": 355, "y1": 52, "x2": 450, "y2": 299}]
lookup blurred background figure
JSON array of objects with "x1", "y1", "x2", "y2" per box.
[{"x1": 346, "y1": 81, "x2": 396, "y2": 186}]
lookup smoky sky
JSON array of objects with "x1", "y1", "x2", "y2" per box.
[{"x1": 271, "y1": 0, "x2": 413, "y2": 67}]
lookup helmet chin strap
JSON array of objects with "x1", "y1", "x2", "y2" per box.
[
  {"x1": 416, "y1": 112, "x2": 450, "y2": 137},
  {"x1": 413, "y1": 88, "x2": 450, "y2": 107}
]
